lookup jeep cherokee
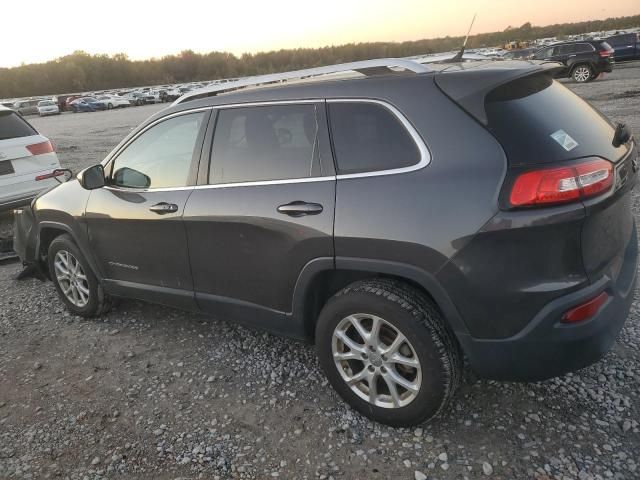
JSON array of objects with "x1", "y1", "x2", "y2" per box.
[{"x1": 13, "y1": 58, "x2": 638, "y2": 427}]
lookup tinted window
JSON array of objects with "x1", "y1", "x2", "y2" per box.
[
  {"x1": 328, "y1": 102, "x2": 420, "y2": 174},
  {"x1": 607, "y1": 35, "x2": 632, "y2": 46},
  {"x1": 574, "y1": 43, "x2": 594, "y2": 53},
  {"x1": 534, "y1": 47, "x2": 553, "y2": 59},
  {"x1": 556, "y1": 44, "x2": 573, "y2": 55},
  {"x1": 485, "y1": 74, "x2": 626, "y2": 166},
  {"x1": 0, "y1": 111, "x2": 37, "y2": 140},
  {"x1": 111, "y1": 112, "x2": 205, "y2": 189},
  {"x1": 209, "y1": 104, "x2": 319, "y2": 184}
]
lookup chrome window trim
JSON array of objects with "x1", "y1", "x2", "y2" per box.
[
  {"x1": 101, "y1": 98, "x2": 430, "y2": 194},
  {"x1": 327, "y1": 98, "x2": 431, "y2": 180},
  {"x1": 104, "y1": 176, "x2": 336, "y2": 194}
]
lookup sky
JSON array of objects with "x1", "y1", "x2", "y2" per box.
[{"x1": 1, "y1": 0, "x2": 638, "y2": 68}]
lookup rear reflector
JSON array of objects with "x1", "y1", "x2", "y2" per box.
[
  {"x1": 509, "y1": 158, "x2": 613, "y2": 207},
  {"x1": 562, "y1": 292, "x2": 609, "y2": 323},
  {"x1": 26, "y1": 140, "x2": 54, "y2": 156}
]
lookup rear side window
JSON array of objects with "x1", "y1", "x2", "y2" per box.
[
  {"x1": 574, "y1": 43, "x2": 594, "y2": 53},
  {"x1": 0, "y1": 111, "x2": 37, "y2": 140},
  {"x1": 485, "y1": 74, "x2": 626, "y2": 166},
  {"x1": 328, "y1": 102, "x2": 420, "y2": 174},
  {"x1": 209, "y1": 104, "x2": 319, "y2": 184},
  {"x1": 556, "y1": 44, "x2": 574, "y2": 55}
]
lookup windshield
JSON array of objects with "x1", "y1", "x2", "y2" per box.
[{"x1": 38, "y1": 101, "x2": 55, "y2": 106}]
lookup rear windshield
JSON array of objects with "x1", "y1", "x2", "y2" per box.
[
  {"x1": 0, "y1": 111, "x2": 37, "y2": 140},
  {"x1": 485, "y1": 74, "x2": 628, "y2": 166}
]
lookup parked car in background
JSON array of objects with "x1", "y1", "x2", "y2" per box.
[
  {"x1": 502, "y1": 47, "x2": 537, "y2": 60},
  {"x1": 37, "y1": 100, "x2": 60, "y2": 116},
  {"x1": 13, "y1": 58, "x2": 638, "y2": 426},
  {"x1": 145, "y1": 90, "x2": 161, "y2": 103},
  {"x1": 532, "y1": 40, "x2": 614, "y2": 82},
  {"x1": 0, "y1": 105, "x2": 62, "y2": 210},
  {"x1": 69, "y1": 97, "x2": 107, "y2": 113},
  {"x1": 96, "y1": 95, "x2": 131, "y2": 109},
  {"x1": 13, "y1": 99, "x2": 40, "y2": 116},
  {"x1": 125, "y1": 92, "x2": 147, "y2": 106},
  {"x1": 605, "y1": 33, "x2": 640, "y2": 61},
  {"x1": 64, "y1": 95, "x2": 83, "y2": 111}
]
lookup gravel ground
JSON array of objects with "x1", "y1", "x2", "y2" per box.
[{"x1": 1, "y1": 63, "x2": 639, "y2": 480}]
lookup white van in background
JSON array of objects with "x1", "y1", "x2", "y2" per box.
[{"x1": 0, "y1": 105, "x2": 61, "y2": 210}]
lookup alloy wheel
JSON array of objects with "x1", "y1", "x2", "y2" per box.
[
  {"x1": 573, "y1": 66, "x2": 591, "y2": 82},
  {"x1": 54, "y1": 250, "x2": 90, "y2": 308},
  {"x1": 332, "y1": 313, "x2": 422, "y2": 408}
]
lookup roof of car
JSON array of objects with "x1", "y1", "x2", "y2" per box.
[{"x1": 146, "y1": 59, "x2": 557, "y2": 124}]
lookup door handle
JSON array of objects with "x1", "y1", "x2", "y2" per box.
[
  {"x1": 149, "y1": 202, "x2": 178, "y2": 214},
  {"x1": 277, "y1": 201, "x2": 323, "y2": 217}
]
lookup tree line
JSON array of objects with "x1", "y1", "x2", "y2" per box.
[{"x1": 1, "y1": 14, "x2": 638, "y2": 99}]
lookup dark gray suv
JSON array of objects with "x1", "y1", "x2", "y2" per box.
[{"x1": 14, "y1": 58, "x2": 638, "y2": 427}]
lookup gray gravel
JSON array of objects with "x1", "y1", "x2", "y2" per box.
[{"x1": 1, "y1": 63, "x2": 639, "y2": 479}]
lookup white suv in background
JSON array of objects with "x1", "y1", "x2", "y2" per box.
[{"x1": 0, "y1": 105, "x2": 62, "y2": 210}]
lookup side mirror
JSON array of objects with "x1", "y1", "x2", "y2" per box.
[
  {"x1": 113, "y1": 167, "x2": 151, "y2": 189},
  {"x1": 613, "y1": 123, "x2": 632, "y2": 148},
  {"x1": 78, "y1": 164, "x2": 105, "y2": 190}
]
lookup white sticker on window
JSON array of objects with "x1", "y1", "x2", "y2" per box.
[{"x1": 550, "y1": 130, "x2": 579, "y2": 152}]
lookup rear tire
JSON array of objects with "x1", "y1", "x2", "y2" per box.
[
  {"x1": 572, "y1": 64, "x2": 593, "y2": 83},
  {"x1": 107, "y1": 103, "x2": 113, "y2": 110},
  {"x1": 48, "y1": 234, "x2": 111, "y2": 317},
  {"x1": 315, "y1": 279, "x2": 462, "y2": 427}
]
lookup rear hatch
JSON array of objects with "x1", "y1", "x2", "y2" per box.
[
  {"x1": 0, "y1": 110, "x2": 61, "y2": 202},
  {"x1": 435, "y1": 61, "x2": 636, "y2": 283}
]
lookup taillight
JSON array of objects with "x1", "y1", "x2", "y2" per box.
[
  {"x1": 26, "y1": 140, "x2": 55, "y2": 156},
  {"x1": 599, "y1": 48, "x2": 614, "y2": 58},
  {"x1": 562, "y1": 291, "x2": 608, "y2": 323},
  {"x1": 509, "y1": 158, "x2": 613, "y2": 208}
]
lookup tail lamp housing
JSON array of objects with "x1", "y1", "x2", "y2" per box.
[
  {"x1": 508, "y1": 158, "x2": 613, "y2": 208},
  {"x1": 26, "y1": 140, "x2": 55, "y2": 156}
]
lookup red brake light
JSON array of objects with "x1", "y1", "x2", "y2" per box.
[
  {"x1": 509, "y1": 158, "x2": 613, "y2": 208},
  {"x1": 562, "y1": 291, "x2": 608, "y2": 323},
  {"x1": 599, "y1": 45, "x2": 615, "y2": 57},
  {"x1": 26, "y1": 140, "x2": 55, "y2": 156}
]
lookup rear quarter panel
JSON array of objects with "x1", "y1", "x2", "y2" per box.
[{"x1": 333, "y1": 77, "x2": 507, "y2": 330}]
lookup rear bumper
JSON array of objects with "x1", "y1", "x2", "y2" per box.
[{"x1": 459, "y1": 224, "x2": 637, "y2": 381}]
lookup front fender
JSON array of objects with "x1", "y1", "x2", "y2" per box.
[
  {"x1": 13, "y1": 207, "x2": 38, "y2": 264},
  {"x1": 27, "y1": 180, "x2": 103, "y2": 281}
]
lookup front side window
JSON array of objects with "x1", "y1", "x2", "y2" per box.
[
  {"x1": 534, "y1": 47, "x2": 553, "y2": 59},
  {"x1": 328, "y1": 102, "x2": 420, "y2": 175},
  {"x1": 209, "y1": 104, "x2": 319, "y2": 184},
  {"x1": 111, "y1": 111, "x2": 205, "y2": 189}
]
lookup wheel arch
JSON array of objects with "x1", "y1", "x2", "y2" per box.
[
  {"x1": 38, "y1": 221, "x2": 103, "y2": 281},
  {"x1": 291, "y1": 257, "x2": 469, "y2": 342}
]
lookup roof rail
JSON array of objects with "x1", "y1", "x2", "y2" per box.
[{"x1": 172, "y1": 58, "x2": 430, "y2": 105}]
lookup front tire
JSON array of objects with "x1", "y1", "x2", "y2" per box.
[
  {"x1": 315, "y1": 279, "x2": 462, "y2": 427},
  {"x1": 48, "y1": 234, "x2": 111, "y2": 317},
  {"x1": 572, "y1": 64, "x2": 593, "y2": 83},
  {"x1": 107, "y1": 103, "x2": 113, "y2": 110}
]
